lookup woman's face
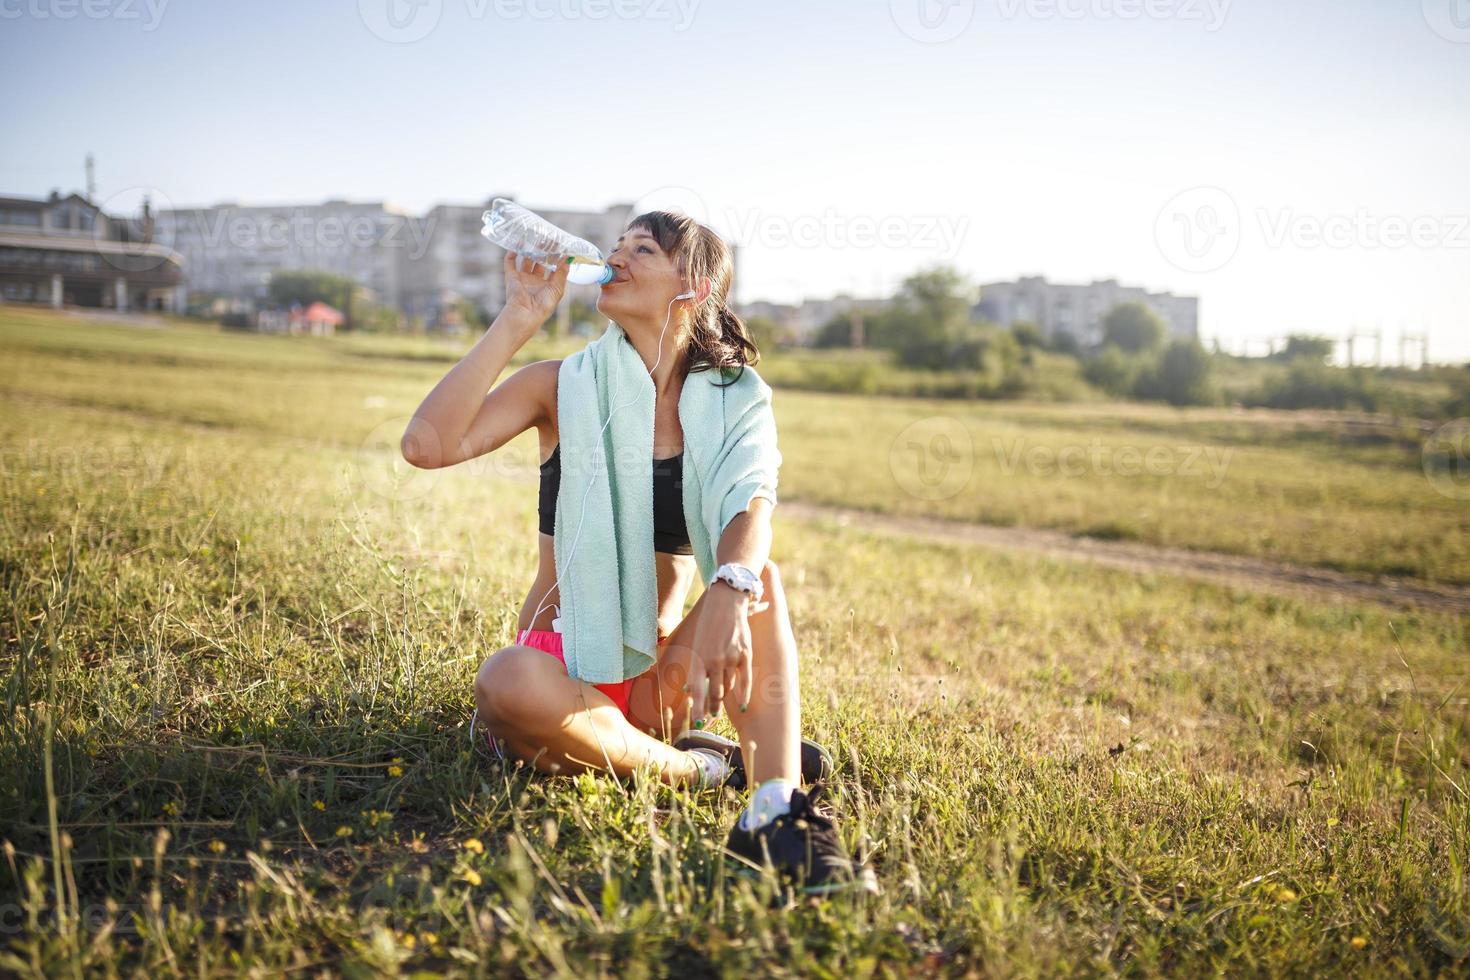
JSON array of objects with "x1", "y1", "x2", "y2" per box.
[{"x1": 595, "y1": 225, "x2": 686, "y2": 325}]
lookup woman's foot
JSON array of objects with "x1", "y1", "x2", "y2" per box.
[
  {"x1": 673, "y1": 730, "x2": 834, "y2": 790},
  {"x1": 723, "y1": 784, "x2": 878, "y2": 896}
]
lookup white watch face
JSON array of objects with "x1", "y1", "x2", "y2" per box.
[{"x1": 721, "y1": 566, "x2": 759, "y2": 595}]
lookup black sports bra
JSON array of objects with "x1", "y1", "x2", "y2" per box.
[{"x1": 538, "y1": 444, "x2": 693, "y2": 556}]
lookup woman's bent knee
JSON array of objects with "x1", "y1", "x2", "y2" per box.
[{"x1": 476, "y1": 645, "x2": 555, "y2": 731}]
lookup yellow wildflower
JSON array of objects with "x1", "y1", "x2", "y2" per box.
[
  {"x1": 463, "y1": 838, "x2": 484, "y2": 854},
  {"x1": 313, "y1": 800, "x2": 326, "y2": 811},
  {"x1": 388, "y1": 765, "x2": 403, "y2": 778},
  {"x1": 207, "y1": 840, "x2": 226, "y2": 854},
  {"x1": 463, "y1": 869, "x2": 482, "y2": 886},
  {"x1": 335, "y1": 826, "x2": 353, "y2": 838},
  {"x1": 1350, "y1": 936, "x2": 1368, "y2": 949}
]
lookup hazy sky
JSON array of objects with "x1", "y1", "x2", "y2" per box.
[{"x1": 4, "y1": 0, "x2": 1467, "y2": 361}]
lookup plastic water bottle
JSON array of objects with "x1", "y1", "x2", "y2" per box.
[{"x1": 480, "y1": 197, "x2": 614, "y2": 286}]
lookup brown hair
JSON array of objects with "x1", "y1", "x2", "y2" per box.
[{"x1": 625, "y1": 210, "x2": 759, "y2": 387}]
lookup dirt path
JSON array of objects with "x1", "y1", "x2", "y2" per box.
[{"x1": 778, "y1": 500, "x2": 1470, "y2": 617}]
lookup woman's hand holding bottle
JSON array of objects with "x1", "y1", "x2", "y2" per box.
[{"x1": 498, "y1": 250, "x2": 570, "y2": 343}]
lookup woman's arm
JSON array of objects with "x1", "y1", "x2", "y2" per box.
[
  {"x1": 684, "y1": 498, "x2": 775, "y2": 722},
  {"x1": 400, "y1": 253, "x2": 568, "y2": 469},
  {"x1": 714, "y1": 497, "x2": 773, "y2": 585}
]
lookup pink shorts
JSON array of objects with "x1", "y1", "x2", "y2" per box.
[
  {"x1": 482, "y1": 626, "x2": 671, "y2": 762},
  {"x1": 515, "y1": 626, "x2": 647, "y2": 719}
]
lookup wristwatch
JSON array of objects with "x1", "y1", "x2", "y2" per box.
[{"x1": 712, "y1": 562, "x2": 764, "y2": 603}]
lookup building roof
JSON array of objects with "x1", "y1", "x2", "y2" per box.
[
  {"x1": 294, "y1": 301, "x2": 344, "y2": 325},
  {"x1": 0, "y1": 192, "x2": 97, "y2": 211},
  {"x1": 0, "y1": 229, "x2": 180, "y2": 261}
]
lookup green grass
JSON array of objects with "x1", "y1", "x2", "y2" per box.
[{"x1": 2, "y1": 310, "x2": 1469, "y2": 975}]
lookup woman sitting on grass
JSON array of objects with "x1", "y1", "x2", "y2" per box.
[{"x1": 402, "y1": 210, "x2": 871, "y2": 896}]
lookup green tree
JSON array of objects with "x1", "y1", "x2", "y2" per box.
[
  {"x1": 1010, "y1": 320, "x2": 1044, "y2": 350},
  {"x1": 1252, "y1": 363, "x2": 1381, "y2": 412},
  {"x1": 1101, "y1": 302, "x2": 1167, "y2": 353},
  {"x1": 455, "y1": 298, "x2": 487, "y2": 332},
  {"x1": 1273, "y1": 334, "x2": 1335, "y2": 363},
  {"x1": 1444, "y1": 367, "x2": 1470, "y2": 419},
  {"x1": 812, "y1": 314, "x2": 852, "y2": 349},
  {"x1": 742, "y1": 314, "x2": 782, "y2": 352},
  {"x1": 267, "y1": 269, "x2": 356, "y2": 312},
  {"x1": 953, "y1": 326, "x2": 1025, "y2": 391},
  {"x1": 885, "y1": 265, "x2": 975, "y2": 370},
  {"x1": 1084, "y1": 344, "x2": 1145, "y2": 397},
  {"x1": 1045, "y1": 330, "x2": 1082, "y2": 356},
  {"x1": 1135, "y1": 339, "x2": 1217, "y2": 406}
]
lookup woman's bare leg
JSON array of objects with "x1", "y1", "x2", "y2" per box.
[
  {"x1": 626, "y1": 560, "x2": 802, "y2": 787},
  {"x1": 725, "y1": 560, "x2": 801, "y2": 786},
  {"x1": 475, "y1": 645, "x2": 701, "y2": 784}
]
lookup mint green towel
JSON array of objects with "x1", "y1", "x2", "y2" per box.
[{"x1": 553, "y1": 321, "x2": 781, "y2": 684}]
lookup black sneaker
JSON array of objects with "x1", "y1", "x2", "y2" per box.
[
  {"x1": 723, "y1": 784, "x2": 878, "y2": 897},
  {"x1": 674, "y1": 730, "x2": 833, "y2": 791}
]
